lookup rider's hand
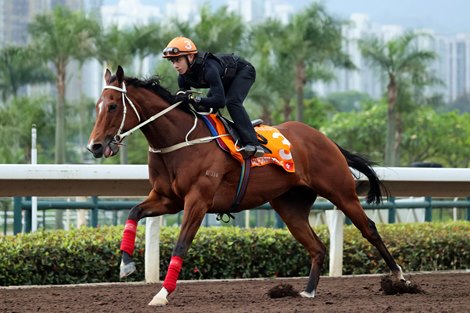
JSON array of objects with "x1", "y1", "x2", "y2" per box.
[
  {"x1": 174, "y1": 90, "x2": 191, "y2": 103},
  {"x1": 174, "y1": 91, "x2": 211, "y2": 113},
  {"x1": 192, "y1": 102, "x2": 210, "y2": 113}
]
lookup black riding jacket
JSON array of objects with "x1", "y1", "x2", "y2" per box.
[{"x1": 178, "y1": 52, "x2": 251, "y2": 109}]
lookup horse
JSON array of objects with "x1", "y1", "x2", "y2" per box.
[{"x1": 87, "y1": 66, "x2": 408, "y2": 306}]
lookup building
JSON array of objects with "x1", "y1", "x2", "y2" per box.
[
  {"x1": 227, "y1": 0, "x2": 293, "y2": 24},
  {"x1": 450, "y1": 34, "x2": 470, "y2": 101},
  {"x1": 316, "y1": 14, "x2": 390, "y2": 99},
  {"x1": 101, "y1": 0, "x2": 162, "y2": 27},
  {"x1": 1, "y1": 0, "x2": 30, "y2": 46}
]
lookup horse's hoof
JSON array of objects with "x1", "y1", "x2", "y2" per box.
[
  {"x1": 119, "y1": 261, "x2": 136, "y2": 279},
  {"x1": 299, "y1": 290, "x2": 316, "y2": 298},
  {"x1": 402, "y1": 279, "x2": 412, "y2": 285},
  {"x1": 148, "y1": 296, "x2": 168, "y2": 306},
  {"x1": 149, "y1": 287, "x2": 169, "y2": 306}
]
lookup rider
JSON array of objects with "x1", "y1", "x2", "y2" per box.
[{"x1": 162, "y1": 36, "x2": 264, "y2": 158}]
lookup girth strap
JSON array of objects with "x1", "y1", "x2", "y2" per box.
[{"x1": 216, "y1": 157, "x2": 252, "y2": 223}]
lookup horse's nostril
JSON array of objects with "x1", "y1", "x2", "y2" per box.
[{"x1": 88, "y1": 143, "x2": 103, "y2": 155}]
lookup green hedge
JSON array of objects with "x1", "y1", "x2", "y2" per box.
[{"x1": 0, "y1": 222, "x2": 468, "y2": 286}]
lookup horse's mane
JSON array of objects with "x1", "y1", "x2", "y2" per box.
[{"x1": 109, "y1": 75, "x2": 178, "y2": 105}]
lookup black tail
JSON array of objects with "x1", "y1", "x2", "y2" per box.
[{"x1": 336, "y1": 144, "x2": 388, "y2": 204}]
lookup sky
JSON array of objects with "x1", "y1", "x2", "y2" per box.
[
  {"x1": 103, "y1": 0, "x2": 470, "y2": 35},
  {"x1": 324, "y1": 0, "x2": 470, "y2": 35}
]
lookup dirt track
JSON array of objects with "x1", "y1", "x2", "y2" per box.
[{"x1": 1, "y1": 271, "x2": 469, "y2": 313}]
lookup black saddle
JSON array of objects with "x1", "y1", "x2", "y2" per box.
[{"x1": 217, "y1": 115, "x2": 269, "y2": 149}]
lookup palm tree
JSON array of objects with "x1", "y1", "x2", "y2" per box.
[
  {"x1": 0, "y1": 45, "x2": 53, "y2": 103},
  {"x1": 0, "y1": 96, "x2": 55, "y2": 163},
  {"x1": 283, "y1": 3, "x2": 354, "y2": 122},
  {"x1": 167, "y1": 5, "x2": 245, "y2": 53},
  {"x1": 359, "y1": 31, "x2": 438, "y2": 166},
  {"x1": 249, "y1": 18, "x2": 295, "y2": 123},
  {"x1": 192, "y1": 5, "x2": 245, "y2": 53},
  {"x1": 95, "y1": 24, "x2": 135, "y2": 72},
  {"x1": 28, "y1": 6, "x2": 100, "y2": 164},
  {"x1": 129, "y1": 23, "x2": 166, "y2": 76}
]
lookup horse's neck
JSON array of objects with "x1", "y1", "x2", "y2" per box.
[{"x1": 136, "y1": 92, "x2": 203, "y2": 151}]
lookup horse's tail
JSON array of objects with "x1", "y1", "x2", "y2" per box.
[{"x1": 336, "y1": 144, "x2": 388, "y2": 204}]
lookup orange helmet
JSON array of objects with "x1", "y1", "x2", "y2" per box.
[{"x1": 162, "y1": 36, "x2": 198, "y2": 58}]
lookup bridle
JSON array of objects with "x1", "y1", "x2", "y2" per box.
[
  {"x1": 102, "y1": 82, "x2": 227, "y2": 154},
  {"x1": 103, "y1": 82, "x2": 181, "y2": 143}
]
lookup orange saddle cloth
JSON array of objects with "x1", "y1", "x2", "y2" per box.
[{"x1": 206, "y1": 114, "x2": 295, "y2": 173}]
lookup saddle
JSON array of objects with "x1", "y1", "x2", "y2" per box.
[
  {"x1": 217, "y1": 115, "x2": 271, "y2": 154},
  {"x1": 201, "y1": 113, "x2": 295, "y2": 173}
]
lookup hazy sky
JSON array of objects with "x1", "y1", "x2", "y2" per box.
[
  {"x1": 324, "y1": 0, "x2": 469, "y2": 34},
  {"x1": 104, "y1": 0, "x2": 470, "y2": 35}
]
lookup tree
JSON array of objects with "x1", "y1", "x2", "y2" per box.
[
  {"x1": 324, "y1": 91, "x2": 372, "y2": 112},
  {"x1": 282, "y1": 3, "x2": 354, "y2": 122},
  {"x1": 321, "y1": 104, "x2": 470, "y2": 167},
  {"x1": 162, "y1": 5, "x2": 245, "y2": 54},
  {"x1": 249, "y1": 19, "x2": 295, "y2": 123},
  {"x1": 0, "y1": 96, "x2": 55, "y2": 163},
  {"x1": 0, "y1": 45, "x2": 53, "y2": 103},
  {"x1": 95, "y1": 25, "x2": 135, "y2": 74},
  {"x1": 401, "y1": 109, "x2": 470, "y2": 167},
  {"x1": 192, "y1": 5, "x2": 245, "y2": 53},
  {"x1": 321, "y1": 101, "x2": 387, "y2": 162},
  {"x1": 28, "y1": 6, "x2": 100, "y2": 164},
  {"x1": 359, "y1": 31, "x2": 438, "y2": 166},
  {"x1": 129, "y1": 23, "x2": 168, "y2": 76},
  {"x1": 449, "y1": 93, "x2": 470, "y2": 113}
]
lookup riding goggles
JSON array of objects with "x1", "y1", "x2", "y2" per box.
[{"x1": 163, "y1": 47, "x2": 197, "y2": 57}]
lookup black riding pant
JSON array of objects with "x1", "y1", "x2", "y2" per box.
[{"x1": 224, "y1": 64, "x2": 258, "y2": 146}]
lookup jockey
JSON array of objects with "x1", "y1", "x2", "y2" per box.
[{"x1": 162, "y1": 36, "x2": 264, "y2": 158}]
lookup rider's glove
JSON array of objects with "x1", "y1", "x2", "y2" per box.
[
  {"x1": 175, "y1": 90, "x2": 211, "y2": 113},
  {"x1": 174, "y1": 90, "x2": 191, "y2": 104},
  {"x1": 191, "y1": 98, "x2": 212, "y2": 113}
]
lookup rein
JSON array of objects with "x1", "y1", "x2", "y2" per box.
[{"x1": 105, "y1": 82, "x2": 227, "y2": 153}]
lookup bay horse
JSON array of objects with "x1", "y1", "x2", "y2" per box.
[{"x1": 87, "y1": 66, "x2": 407, "y2": 306}]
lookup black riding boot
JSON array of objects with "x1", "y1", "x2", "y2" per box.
[{"x1": 227, "y1": 106, "x2": 264, "y2": 158}]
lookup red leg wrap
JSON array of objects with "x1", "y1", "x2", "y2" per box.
[
  {"x1": 120, "y1": 219, "x2": 137, "y2": 255},
  {"x1": 162, "y1": 256, "x2": 183, "y2": 294}
]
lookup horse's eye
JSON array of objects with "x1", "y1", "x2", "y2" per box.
[{"x1": 108, "y1": 103, "x2": 118, "y2": 112}]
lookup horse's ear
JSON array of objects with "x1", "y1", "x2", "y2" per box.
[
  {"x1": 116, "y1": 65, "x2": 124, "y2": 84},
  {"x1": 104, "y1": 68, "x2": 112, "y2": 85}
]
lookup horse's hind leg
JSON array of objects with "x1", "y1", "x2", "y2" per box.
[
  {"x1": 331, "y1": 194, "x2": 405, "y2": 282},
  {"x1": 270, "y1": 187, "x2": 325, "y2": 298}
]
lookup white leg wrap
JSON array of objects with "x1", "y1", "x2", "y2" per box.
[
  {"x1": 299, "y1": 290, "x2": 316, "y2": 298},
  {"x1": 395, "y1": 265, "x2": 406, "y2": 281},
  {"x1": 393, "y1": 265, "x2": 411, "y2": 284},
  {"x1": 148, "y1": 287, "x2": 169, "y2": 306}
]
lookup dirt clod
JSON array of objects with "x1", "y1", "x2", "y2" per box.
[{"x1": 268, "y1": 283, "x2": 299, "y2": 298}]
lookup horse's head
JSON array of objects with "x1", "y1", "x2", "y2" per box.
[{"x1": 87, "y1": 66, "x2": 141, "y2": 158}]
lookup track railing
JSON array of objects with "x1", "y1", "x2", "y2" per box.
[{"x1": 1, "y1": 164, "x2": 470, "y2": 280}]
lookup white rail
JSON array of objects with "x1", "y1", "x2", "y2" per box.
[
  {"x1": 1, "y1": 164, "x2": 470, "y2": 280},
  {"x1": 1, "y1": 165, "x2": 470, "y2": 197}
]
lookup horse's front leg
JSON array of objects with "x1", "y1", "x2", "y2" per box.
[
  {"x1": 149, "y1": 197, "x2": 208, "y2": 306},
  {"x1": 120, "y1": 190, "x2": 176, "y2": 279}
]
